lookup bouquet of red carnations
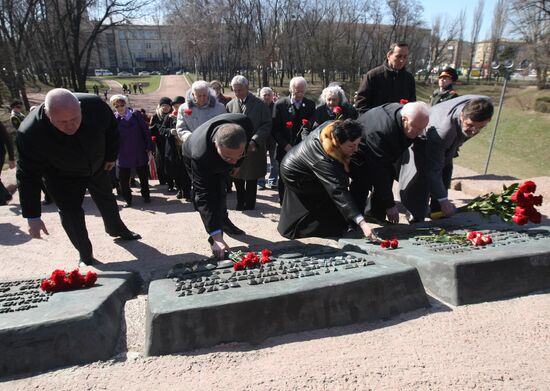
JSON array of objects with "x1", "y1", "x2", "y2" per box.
[
  {"x1": 432, "y1": 180, "x2": 543, "y2": 225},
  {"x1": 40, "y1": 269, "x2": 97, "y2": 293},
  {"x1": 230, "y1": 249, "x2": 273, "y2": 271}
]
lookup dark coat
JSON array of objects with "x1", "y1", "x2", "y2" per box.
[
  {"x1": 313, "y1": 102, "x2": 358, "y2": 128},
  {"x1": 430, "y1": 87, "x2": 459, "y2": 106},
  {"x1": 226, "y1": 93, "x2": 272, "y2": 179},
  {"x1": 271, "y1": 96, "x2": 316, "y2": 162},
  {"x1": 182, "y1": 113, "x2": 254, "y2": 234},
  {"x1": 278, "y1": 123, "x2": 361, "y2": 239},
  {"x1": 355, "y1": 61, "x2": 416, "y2": 113},
  {"x1": 0, "y1": 121, "x2": 15, "y2": 166},
  {"x1": 16, "y1": 93, "x2": 119, "y2": 218},
  {"x1": 350, "y1": 103, "x2": 412, "y2": 210}
]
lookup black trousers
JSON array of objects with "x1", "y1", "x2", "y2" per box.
[
  {"x1": 119, "y1": 165, "x2": 150, "y2": 203},
  {"x1": 234, "y1": 178, "x2": 258, "y2": 209},
  {"x1": 277, "y1": 186, "x2": 347, "y2": 239},
  {"x1": 44, "y1": 169, "x2": 129, "y2": 261}
]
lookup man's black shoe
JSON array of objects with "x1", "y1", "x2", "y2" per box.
[
  {"x1": 222, "y1": 219, "x2": 245, "y2": 235},
  {"x1": 112, "y1": 230, "x2": 141, "y2": 240},
  {"x1": 79, "y1": 257, "x2": 99, "y2": 267}
]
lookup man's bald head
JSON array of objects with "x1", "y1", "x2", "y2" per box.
[
  {"x1": 44, "y1": 88, "x2": 82, "y2": 135},
  {"x1": 401, "y1": 101, "x2": 429, "y2": 139}
]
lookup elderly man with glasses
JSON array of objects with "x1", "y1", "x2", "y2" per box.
[
  {"x1": 182, "y1": 113, "x2": 254, "y2": 258},
  {"x1": 399, "y1": 95, "x2": 494, "y2": 222}
]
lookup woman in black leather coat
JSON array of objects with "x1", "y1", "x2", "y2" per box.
[{"x1": 278, "y1": 119, "x2": 376, "y2": 240}]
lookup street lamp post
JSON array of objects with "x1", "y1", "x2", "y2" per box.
[{"x1": 483, "y1": 61, "x2": 514, "y2": 175}]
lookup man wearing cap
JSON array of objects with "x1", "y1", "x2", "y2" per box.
[
  {"x1": 355, "y1": 42, "x2": 416, "y2": 113},
  {"x1": 16, "y1": 88, "x2": 141, "y2": 266},
  {"x1": 431, "y1": 67, "x2": 459, "y2": 106},
  {"x1": 399, "y1": 95, "x2": 494, "y2": 222}
]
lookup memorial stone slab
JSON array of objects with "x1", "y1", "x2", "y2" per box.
[
  {"x1": 145, "y1": 247, "x2": 428, "y2": 356},
  {"x1": 339, "y1": 212, "x2": 550, "y2": 305},
  {"x1": 0, "y1": 271, "x2": 140, "y2": 377}
]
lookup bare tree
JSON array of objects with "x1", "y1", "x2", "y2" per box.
[
  {"x1": 467, "y1": 0, "x2": 484, "y2": 81},
  {"x1": 426, "y1": 14, "x2": 460, "y2": 77},
  {"x1": 0, "y1": 0, "x2": 39, "y2": 106},
  {"x1": 486, "y1": 0, "x2": 508, "y2": 79},
  {"x1": 510, "y1": 0, "x2": 550, "y2": 88}
]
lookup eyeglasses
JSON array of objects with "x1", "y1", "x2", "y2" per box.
[{"x1": 218, "y1": 147, "x2": 246, "y2": 163}]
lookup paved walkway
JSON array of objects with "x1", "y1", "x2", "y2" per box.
[{"x1": 104, "y1": 75, "x2": 191, "y2": 113}]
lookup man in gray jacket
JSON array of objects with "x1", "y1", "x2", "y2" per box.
[{"x1": 399, "y1": 95, "x2": 493, "y2": 222}]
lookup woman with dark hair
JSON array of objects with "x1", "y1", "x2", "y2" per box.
[
  {"x1": 278, "y1": 119, "x2": 377, "y2": 240},
  {"x1": 110, "y1": 94, "x2": 153, "y2": 207}
]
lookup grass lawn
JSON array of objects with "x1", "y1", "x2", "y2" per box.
[{"x1": 417, "y1": 81, "x2": 550, "y2": 178}]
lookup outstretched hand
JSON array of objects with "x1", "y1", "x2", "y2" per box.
[{"x1": 28, "y1": 218, "x2": 49, "y2": 239}]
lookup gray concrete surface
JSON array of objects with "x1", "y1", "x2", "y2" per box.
[
  {"x1": 0, "y1": 271, "x2": 140, "y2": 376},
  {"x1": 339, "y1": 213, "x2": 550, "y2": 305},
  {"x1": 145, "y1": 249, "x2": 428, "y2": 356}
]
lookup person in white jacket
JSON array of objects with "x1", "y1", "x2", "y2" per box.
[{"x1": 174, "y1": 80, "x2": 226, "y2": 146}]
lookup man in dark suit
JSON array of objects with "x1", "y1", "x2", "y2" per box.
[
  {"x1": 271, "y1": 76, "x2": 316, "y2": 202},
  {"x1": 350, "y1": 102, "x2": 429, "y2": 223},
  {"x1": 355, "y1": 42, "x2": 416, "y2": 113},
  {"x1": 16, "y1": 88, "x2": 140, "y2": 266},
  {"x1": 399, "y1": 95, "x2": 493, "y2": 221},
  {"x1": 182, "y1": 113, "x2": 254, "y2": 258}
]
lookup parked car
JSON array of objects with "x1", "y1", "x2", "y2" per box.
[
  {"x1": 175, "y1": 70, "x2": 184, "y2": 75},
  {"x1": 150, "y1": 71, "x2": 161, "y2": 75},
  {"x1": 138, "y1": 71, "x2": 151, "y2": 76},
  {"x1": 117, "y1": 71, "x2": 133, "y2": 76},
  {"x1": 94, "y1": 68, "x2": 113, "y2": 76}
]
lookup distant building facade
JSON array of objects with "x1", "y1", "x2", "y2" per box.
[{"x1": 90, "y1": 24, "x2": 187, "y2": 73}]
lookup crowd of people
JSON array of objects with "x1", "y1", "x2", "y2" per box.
[{"x1": 1, "y1": 41, "x2": 495, "y2": 263}]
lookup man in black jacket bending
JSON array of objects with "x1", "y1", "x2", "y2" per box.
[
  {"x1": 16, "y1": 88, "x2": 140, "y2": 266},
  {"x1": 182, "y1": 113, "x2": 254, "y2": 258},
  {"x1": 354, "y1": 42, "x2": 416, "y2": 113},
  {"x1": 349, "y1": 101, "x2": 429, "y2": 223}
]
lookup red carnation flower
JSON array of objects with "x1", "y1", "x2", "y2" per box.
[
  {"x1": 512, "y1": 214, "x2": 528, "y2": 225},
  {"x1": 380, "y1": 240, "x2": 390, "y2": 248},
  {"x1": 172, "y1": 110, "x2": 178, "y2": 117},
  {"x1": 301, "y1": 119, "x2": 309, "y2": 126},
  {"x1": 529, "y1": 210, "x2": 542, "y2": 224},
  {"x1": 261, "y1": 248, "x2": 272, "y2": 258},
  {"x1": 466, "y1": 231, "x2": 479, "y2": 240},
  {"x1": 261, "y1": 256, "x2": 271, "y2": 264},
  {"x1": 151, "y1": 136, "x2": 157, "y2": 143},
  {"x1": 518, "y1": 180, "x2": 536, "y2": 194},
  {"x1": 390, "y1": 239, "x2": 399, "y2": 249},
  {"x1": 399, "y1": 99, "x2": 409, "y2": 104},
  {"x1": 51, "y1": 269, "x2": 66, "y2": 286},
  {"x1": 285, "y1": 121, "x2": 294, "y2": 129},
  {"x1": 473, "y1": 236, "x2": 484, "y2": 246},
  {"x1": 481, "y1": 235, "x2": 492, "y2": 245},
  {"x1": 332, "y1": 106, "x2": 343, "y2": 115},
  {"x1": 532, "y1": 195, "x2": 543, "y2": 206},
  {"x1": 40, "y1": 279, "x2": 54, "y2": 292},
  {"x1": 233, "y1": 261, "x2": 245, "y2": 271},
  {"x1": 84, "y1": 271, "x2": 97, "y2": 287},
  {"x1": 184, "y1": 109, "x2": 193, "y2": 115}
]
